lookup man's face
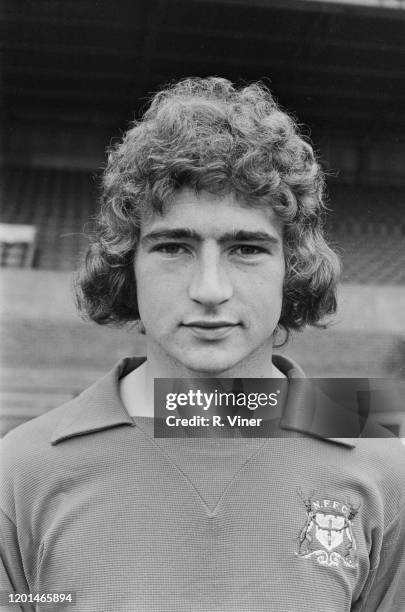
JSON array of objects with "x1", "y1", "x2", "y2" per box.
[{"x1": 134, "y1": 188, "x2": 285, "y2": 375}]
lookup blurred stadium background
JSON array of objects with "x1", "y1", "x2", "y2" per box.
[{"x1": 1, "y1": 0, "x2": 404, "y2": 436}]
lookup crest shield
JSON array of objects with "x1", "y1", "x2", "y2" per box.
[
  {"x1": 314, "y1": 512, "x2": 345, "y2": 551},
  {"x1": 296, "y1": 493, "x2": 360, "y2": 569}
]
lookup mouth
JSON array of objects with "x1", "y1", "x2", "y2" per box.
[
  {"x1": 185, "y1": 320, "x2": 237, "y2": 328},
  {"x1": 182, "y1": 321, "x2": 239, "y2": 340}
]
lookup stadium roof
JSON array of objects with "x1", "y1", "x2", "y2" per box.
[
  {"x1": 192, "y1": 0, "x2": 405, "y2": 13},
  {"x1": 2, "y1": 0, "x2": 405, "y2": 143},
  {"x1": 302, "y1": 0, "x2": 405, "y2": 8}
]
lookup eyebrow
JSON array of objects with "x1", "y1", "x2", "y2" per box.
[{"x1": 141, "y1": 228, "x2": 281, "y2": 246}]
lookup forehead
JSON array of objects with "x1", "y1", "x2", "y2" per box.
[{"x1": 140, "y1": 188, "x2": 283, "y2": 237}]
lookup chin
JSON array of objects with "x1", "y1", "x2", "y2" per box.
[{"x1": 177, "y1": 352, "x2": 241, "y2": 376}]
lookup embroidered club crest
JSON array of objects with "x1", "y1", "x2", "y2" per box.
[{"x1": 296, "y1": 490, "x2": 360, "y2": 569}]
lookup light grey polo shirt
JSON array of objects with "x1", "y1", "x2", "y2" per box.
[{"x1": 1, "y1": 356, "x2": 405, "y2": 611}]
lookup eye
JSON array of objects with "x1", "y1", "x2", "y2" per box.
[
  {"x1": 232, "y1": 245, "x2": 267, "y2": 256},
  {"x1": 154, "y1": 243, "x2": 189, "y2": 256}
]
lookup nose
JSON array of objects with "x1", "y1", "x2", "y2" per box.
[{"x1": 188, "y1": 243, "x2": 233, "y2": 306}]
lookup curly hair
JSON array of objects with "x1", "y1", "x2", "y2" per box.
[{"x1": 75, "y1": 77, "x2": 340, "y2": 340}]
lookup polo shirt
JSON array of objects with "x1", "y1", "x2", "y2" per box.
[{"x1": 1, "y1": 356, "x2": 405, "y2": 611}]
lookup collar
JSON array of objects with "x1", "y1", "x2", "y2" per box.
[{"x1": 51, "y1": 355, "x2": 357, "y2": 448}]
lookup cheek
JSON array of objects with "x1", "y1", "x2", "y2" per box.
[
  {"x1": 134, "y1": 266, "x2": 157, "y2": 317},
  {"x1": 243, "y1": 270, "x2": 284, "y2": 324},
  {"x1": 243, "y1": 267, "x2": 284, "y2": 301},
  {"x1": 135, "y1": 267, "x2": 184, "y2": 322}
]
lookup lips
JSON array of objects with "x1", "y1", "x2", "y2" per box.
[
  {"x1": 183, "y1": 320, "x2": 239, "y2": 340},
  {"x1": 184, "y1": 320, "x2": 237, "y2": 328}
]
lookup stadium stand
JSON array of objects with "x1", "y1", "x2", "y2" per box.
[{"x1": 0, "y1": 167, "x2": 98, "y2": 270}]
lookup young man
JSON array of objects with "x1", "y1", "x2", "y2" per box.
[{"x1": 1, "y1": 78, "x2": 404, "y2": 611}]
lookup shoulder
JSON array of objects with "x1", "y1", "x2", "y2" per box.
[
  {"x1": 1, "y1": 359, "x2": 137, "y2": 496},
  {"x1": 0, "y1": 398, "x2": 81, "y2": 521},
  {"x1": 350, "y1": 435, "x2": 405, "y2": 524},
  {"x1": 1, "y1": 398, "x2": 79, "y2": 465},
  {"x1": 354, "y1": 433, "x2": 405, "y2": 473},
  {"x1": 1, "y1": 391, "x2": 86, "y2": 462},
  {"x1": 1, "y1": 356, "x2": 140, "y2": 462}
]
